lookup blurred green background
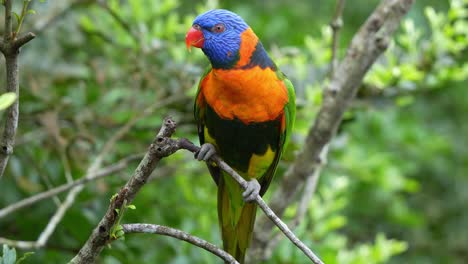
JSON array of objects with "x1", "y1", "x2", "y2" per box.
[{"x1": 0, "y1": 0, "x2": 467, "y2": 263}]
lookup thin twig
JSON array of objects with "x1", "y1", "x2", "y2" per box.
[
  {"x1": 3, "y1": 0, "x2": 12, "y2": 42},
  {"x1": 0, "y1": 154, "x2": 142, "y2": 219},
  {"x1": 99, "y1": 94, "x2": 188, "y2": 157},
  {"x1": 36, "y1": 184, "x2": 84, "y2": 247},
  {"x1": 96, "y1": 0, "x2": 140, "y2": 43},
  {"x1": 122, "y1": 224, "x2": 239, "y2": 264},
  {"x1": 35, "y1": 159, "x2": 105, "y2": 250},
  {"x1": 12, "y1": 32, "x2": 35, "y2": 49},
  {"x1": 262, "y1": 147, "x2": 325, "y2": 258},
  {"x1": 0, "y1": 238, "x2": 37, "y2": 250},
  {"x1": 330, "y1": 0, "x2": 347, "y2": 77},
  {"x1": 14, "y1": 0, "x2": 31, "y2": 38}
]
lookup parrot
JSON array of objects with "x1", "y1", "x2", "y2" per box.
[{"x1": 185, "y1": 9, "x2": 296, "y2": 263}]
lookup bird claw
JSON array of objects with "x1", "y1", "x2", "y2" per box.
[
  {"x1": 242, "y1": 179, "x2": 260, "y2": 202},
  {"x1": 195, "y1": 143, "x2": 216, "y2": 161}
]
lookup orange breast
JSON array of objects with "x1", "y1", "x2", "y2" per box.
[{"x1": 200, "y1": 67, "x2": 288, "y2": 124}]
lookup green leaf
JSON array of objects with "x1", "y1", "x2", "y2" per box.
[
  {"x1": 126, "y1": 204, "x2": 136, "y2": 210},
  {"x1": 0, "y1": 92, "x2": 17, "y2": 111},
  {"x1": 13, "y1": 12, "x2": 20, "y2": 24},
  {"x1": 110, "y1": 224, "x2": 124, "y2": 240},
  {"x1": 396, "y1": 95, "x2": 414, "y2": 107},
  {"x1": 2, "y1": 244, "x2": 17, "y2": 264},
  {"x1": 27, "y1": 9, "x2": 36, "y2": 15}
]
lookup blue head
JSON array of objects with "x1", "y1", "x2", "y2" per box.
[{"x1": 186, "y1": 9, "x2": 249, "y2": 69}]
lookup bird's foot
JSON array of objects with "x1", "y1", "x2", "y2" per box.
[
  {"x1": 195, "y1": 143, "x2": 216, "y2": 161},
  {"x1": 242, "y1": 179, "x2": 261, "y2": 202}
]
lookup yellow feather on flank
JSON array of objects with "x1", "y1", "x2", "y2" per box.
[
  {"x1": 247, "y1": 146, "x2": 276, "y2": 179},
  {"x1": 204, "y1": 126, "x2": 217, "y2": 145}
]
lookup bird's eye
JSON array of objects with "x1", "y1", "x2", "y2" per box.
[
  {"x1": 193, "y1": 24, "x2": 202, "y2": 30},
  {"x1": 212, "y1": 23, "x2": 225, "y2": 33}
]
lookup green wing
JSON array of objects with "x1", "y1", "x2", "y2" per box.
[
  {"x1": 257, "y1": 70, "x2": 296, "y2": 194},
  {"x1": 282, "y1": 73, "x2": 296, "y2": 148},
  {"x1": 194, "y1": 66, "x2": 212, "y2": 123}
]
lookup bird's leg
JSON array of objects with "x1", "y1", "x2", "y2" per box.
[
  {"x1": 195, "y1": 143, "x2": 217, "y2": 161},
  {"x1": 242, "y1": 179, "x2": 261, "y2": 202},
  {"x1": 196, "y1": 143, "x2": 260, "y2": 202}
]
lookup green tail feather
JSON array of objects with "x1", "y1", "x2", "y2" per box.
[{"x1": 218, "y1": 173, "x2": 257, "y2": 264}]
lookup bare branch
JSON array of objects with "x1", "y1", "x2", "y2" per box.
[
  {"x1": 3, "y1": 0, "x2": 13, "y2": 42},
  {"x1": 0, "y1": 238, "x2": 38, "y2": 250},
  {"x1": 250, "y1": 0, "x2": 414, "y2": 261},
  {"x1": 260, "y1": 146, "x2": 326, "y2": 259},
  {"x1": 99, "y1": 94, "x2": 188, "y2": 157},
  {"x1": 0, "y1": 154, "x2": 141, "y2": 219},
  {"x1": 12, "y1": 32, "x2": 35, "y2": 49},
  {"x1": 330, "y1": 0, "x2": 347, "y2": 77},
  {"x1": 70, "y1": 118, "x2": 178, "y2": 263},
  {"x1": 36, "y1": 184, "x2": 83, "y2": 247},
  {"x1": 122, "y1": 224, "x2": 239, "y2": 264},
  {"x1": 0, "y1": 0, "x2": 35, "y2": 179},
  {"x1": 0, "y1": 50, "x2": 20, "y2": 178}
]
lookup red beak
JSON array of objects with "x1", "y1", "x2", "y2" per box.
[{"x1": 185, "y1": 26, "x2": 204, "y2": 51}]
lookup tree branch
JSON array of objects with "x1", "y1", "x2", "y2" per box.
[
  {"x1": 259, "y1": 146, "x2": 326, "y2": 261},
  {"x1": 3, "y1": 0, "x2": 13, "y2": 42},
  {"x1": 0, "y1": 0, "x2": 36, "y2": 179},
  {"x1": 70, "y1": 117, "x2": 178, "y2": 263},
  {"x1": 0, "y1": 52, "x2": 20, "y2": 178},
  {"x1": 330, "y1": 0, "x2": 347, "y2": 77},
  {"x1": 0, "y1": 154, "x2": 142, "y2": 219},
  {"x1": 250, "y1": 0, "x2": 414, "y2": 261},
  {"x1": 122, "y1": 224, "x2": 239, "y2": 264},
  {"x1": 12, "y1": 32, "x2": 35, "y2": 50},
  {"x1": 36, "y1": 183, "x2": 83, "y2": 247}
]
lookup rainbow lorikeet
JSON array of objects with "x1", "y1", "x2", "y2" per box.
[{"x1": 186, "y1": 9, "x2": 296, "y2": 263}]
